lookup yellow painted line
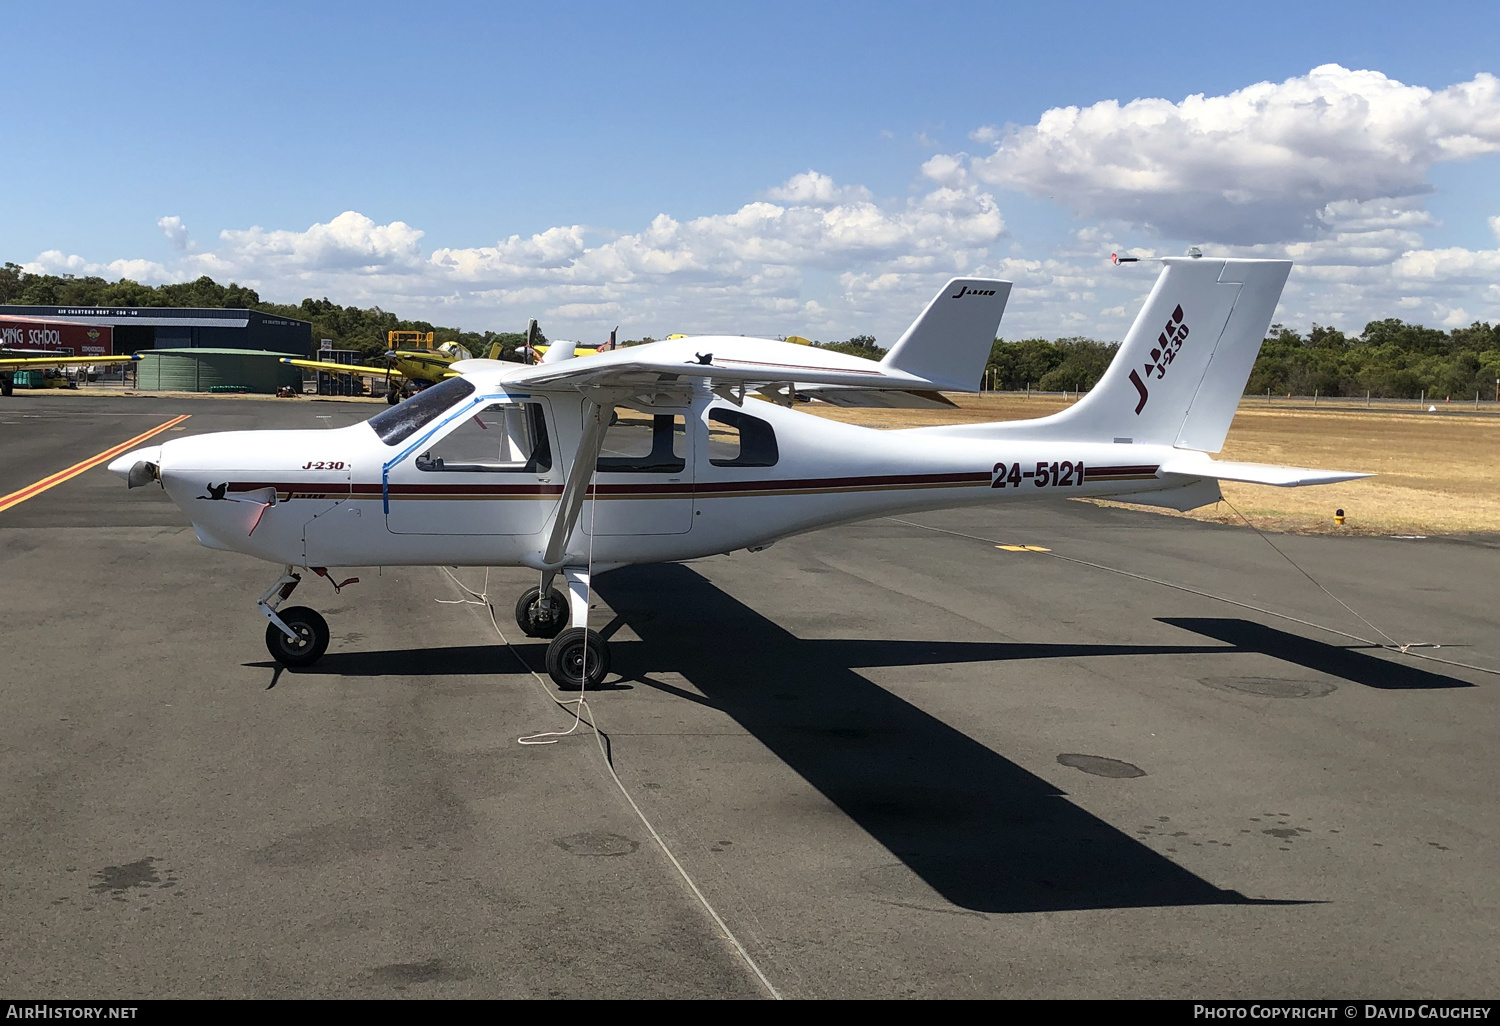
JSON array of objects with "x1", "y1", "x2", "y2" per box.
[
  {"x1": 995, "y1": 544, "x2": 1052, "y2": 552},
  {"x1": 0, "y1": 414, "x2": 191, "y2": 514}
]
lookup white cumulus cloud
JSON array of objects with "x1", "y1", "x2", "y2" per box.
[
  {"x1": 21, "y1": 72, "x2": 1500, "y2": 343},
  {"x1": 933, "y1": 65, "x2": 1500, "y2": 245},
  {"x1": 157, "y1": 215, "x2": 193, "y2": 253},
  {"x1": 210, "y1": 211, "x2": 427, "y2": 274},
  {"x1": 764, "y1": 170, "x2": 873, "y2": 207}
]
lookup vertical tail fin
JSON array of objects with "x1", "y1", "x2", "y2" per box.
[
  {"x1": 880, "y1": 277, "x2": 1011, "y2": 391},
  {"x1": 1037, "y1": 258, "x2": 1290, "y2": 452}
]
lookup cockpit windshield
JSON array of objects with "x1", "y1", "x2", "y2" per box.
[{"x1": 367, "y1": 377, "x2": 476, "y2": 446}]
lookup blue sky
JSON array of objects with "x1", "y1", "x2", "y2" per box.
[{"x1": 7, "y1": 1, "x2": 1500, "y2": 342}]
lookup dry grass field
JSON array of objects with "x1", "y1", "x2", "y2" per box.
[{"x1": 802, "y1": 393, "x2": 1500, "y2": 536}]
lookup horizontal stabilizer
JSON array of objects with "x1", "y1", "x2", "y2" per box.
[{"x1": 1162, "y1": 455, "x2": 1371, "y2": 487}]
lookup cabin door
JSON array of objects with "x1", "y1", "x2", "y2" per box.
[{"x1": 384, "y1": 397, "x2": 559, "y2": 535}]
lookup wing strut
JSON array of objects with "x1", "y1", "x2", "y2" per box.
[{"x1": 541, "y1": 389, "x2": 628, "y2": 568}]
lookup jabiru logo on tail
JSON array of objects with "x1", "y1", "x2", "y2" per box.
[{"x1": 1127, "y1": 304, "x2": 1189, "y2": 414}]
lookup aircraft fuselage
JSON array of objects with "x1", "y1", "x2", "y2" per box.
[{"x1": 131, "y1": 386, "x2": 1184, "y2": 573}]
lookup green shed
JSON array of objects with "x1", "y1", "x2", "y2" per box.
[{"x1": 135, "y1": 348, "x2": 301, "y2": 394}]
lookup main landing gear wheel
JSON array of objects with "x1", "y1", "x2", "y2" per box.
[
  {"x1": 386, "y1": 389, "x2": 400, "y2": 405},
  {"x1": 545, "y1": 628, "x2": 610, "y2": 690},
  {"x1": 265, "y1": 605, "x2": 330, "y2": 667},
  {"x1": 515, "y1": 587, "x2": 569, "y2": 638}
]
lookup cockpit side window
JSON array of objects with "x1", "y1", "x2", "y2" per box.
[
  {"x1": 367, "y1": 377, "x2": 476, "y2": 446},
  {"x1": 707, "y1": 407, "x2": 778, "y2": 467},
  {"x1": 597, "y1": 412, "x2": 686, "y2": 473},
  {"x1": 414, "y1": 402, "x2": 552, "y2": 473}
]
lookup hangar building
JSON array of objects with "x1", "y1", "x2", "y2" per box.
[{"x1": 0, "y1": 306, "x2": 312, "y2": 358}]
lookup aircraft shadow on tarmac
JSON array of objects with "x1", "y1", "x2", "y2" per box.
[
  {"x1": 258, "y1": 570, "x2": 1411, "y2": 912},
  {"x1": 586, "y1": 563, "x2": 1297, "y2": 915},
  {"x1": 1158, "y1": 618, "x2": 1476, "y2": 690}
]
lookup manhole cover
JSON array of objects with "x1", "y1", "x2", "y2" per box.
[
  {"x1": 1200, "y1": 676, "x2": 1337, "y2": 699},
  {"x1": 1056, "y1": 754, "x2": 1146, "y2": 778},
  {"x1": 553, "y1": 831, "x2": 640, "y2": 857}
]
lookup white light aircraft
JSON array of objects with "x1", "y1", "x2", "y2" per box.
[{"x1": 108, "y1": 257, "x2": 1368, "y2": 687}]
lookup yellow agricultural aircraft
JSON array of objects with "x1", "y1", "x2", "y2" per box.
[
  {"x1": 283, "y1": 321, "x2": 623, "y2": 402},
  {"x1": 282, "y1": 330, "x2": 506, "y2": 404}
]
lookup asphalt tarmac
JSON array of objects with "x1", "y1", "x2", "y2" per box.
[{"x1": 2, "y1": 392, "x2": 1497, "y2": 999}]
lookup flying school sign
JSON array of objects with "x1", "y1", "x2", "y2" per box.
[{"x1": 0, "y1": 318, "x2": 114, "y2": 357}]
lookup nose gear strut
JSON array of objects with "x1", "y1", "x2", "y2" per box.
[{"x1": 257, "y1": 565, "x2": 351, "y2": 666}]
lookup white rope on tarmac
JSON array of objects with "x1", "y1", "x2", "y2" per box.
[
  {"x1": 437, "y1": 564, "x2": 783, "y2": 1000},
  {"x1": 883, "y1": 516, "x2": 1500, "y2": 678},
  {"x1": 1218, "y1": 495, "x2": 1410, "y2": 651}
]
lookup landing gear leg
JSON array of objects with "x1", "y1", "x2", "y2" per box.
[
  {"x1": 544, "y1": 567, "x2": 610, "y2": 689},
  {"x1": 257, "y1": 566, "x2": 331, "y2": 667}
]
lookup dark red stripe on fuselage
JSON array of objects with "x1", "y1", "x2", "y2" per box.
[
  {"x1": 1082, "y1": 464, "x2": 1160, "y2": 481},
  {"x1": 227, "y1": 470, "x2": 992, "y2": 500}
]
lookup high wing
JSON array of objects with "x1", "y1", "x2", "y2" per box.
[
  {"x1": 456, "y1": 275, "x2": 1010, "y2": 403},
  {"x1": 0, "y1": 354, "x2": 141, "y2": 368},
  {"x1": 795, "y1": 387, "x2": 957, "y2": 409},
  {"x1": 277, "y1": 357, "x2": 449, "y2": 380},
  {"x1": 453, "y1": 333, "x2": 976, "y2": 404}
]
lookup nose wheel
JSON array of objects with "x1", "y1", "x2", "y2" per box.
[
  {"x1": 515, "y1": 586, "x2": 569, "y2": 638},
  {"x1": 265, "y1": 605, "x2": 330, "y2": 667}
]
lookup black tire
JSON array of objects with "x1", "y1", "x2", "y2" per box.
[
  {"x1": 545, "y1": 628, "x2": 610, "y2": 690},
  {"x1": 514, "y1": 586, "x2": 568, "y2": 638},
  {"x1": 265, "y1": 606, "x2": 330, "y2": 667},
  {"x1": 386, "y1": 389, "x2": 400, "y2": 405}
]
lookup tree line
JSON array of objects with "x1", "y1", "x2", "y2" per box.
[
  {"x1": 980, "y1": 322, "x2": 1500, "y2": 400},
  {"x1": 5, "y1": 264, "x2": 1499, "y2": 398}
]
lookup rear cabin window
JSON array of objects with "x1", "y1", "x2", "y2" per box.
[
  {"x1": 707, "y1": 408, "x2": 778, "y2": 467},
  {"x1": 597, "y1": 412, "x2": 686, "y2": 473},
  {"x1": 368, "y1": 377, "x2": 476, "y2": 446},
  {"x1": 415, "y1": 402, "x2": 552, "y2": 473}
]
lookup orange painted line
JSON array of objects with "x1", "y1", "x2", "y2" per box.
[{"x1": 0, "y1": 414, "x2": 191, "y2": 514}]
